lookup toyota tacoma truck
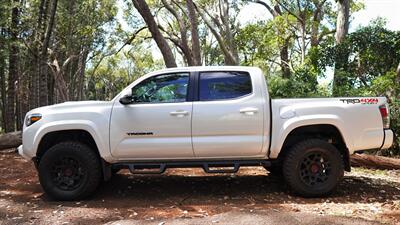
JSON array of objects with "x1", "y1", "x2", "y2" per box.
[{"x1": 18, "y1": 66, "x2": 394, "y2": 200}]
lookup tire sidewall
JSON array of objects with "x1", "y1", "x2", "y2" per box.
[
  {"x1": 283, "y1": 140, "x2": 344, "y2": 197},
  {"x1": 38, "y1": 142, "x2": 101, "y2": 200}
]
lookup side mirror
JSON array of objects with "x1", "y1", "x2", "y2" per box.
[{"x1": 119, "y1": 95, "x2": 134, "y2": 105}]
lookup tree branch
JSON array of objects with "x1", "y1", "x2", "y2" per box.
[
  {"x1": 252, "y1": 0, "x2": 277, "y2": 16},
  {"x1": 276, "y1": 0, "x2": 304, "y2": 23},
  {"x1": 116, "y1": 26, "x2": 147, "y2": 54},
  {"x1": 195, "y1": 3, "x2": 237, "y2": 65}
]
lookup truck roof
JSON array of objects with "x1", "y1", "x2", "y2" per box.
[{"x1": 147, "y1": 66, "x2": 261, "y2": 76}]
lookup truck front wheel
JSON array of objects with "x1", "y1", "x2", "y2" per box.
[
  {"x1": 38, "y1": 142, "x2": 102, "y2": 200},
  {"x1": 283, "y1": 139, "x2": 344, "y2": 197}
]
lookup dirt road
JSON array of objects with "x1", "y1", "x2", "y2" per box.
[{"x1": 1, "y1": 150, "x2": 399, "y2": 225}]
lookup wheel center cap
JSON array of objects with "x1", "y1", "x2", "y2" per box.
[
  {"x1": 64, "y1": 168, "x2": 73, "y2": 176},
  {"x1": 310, "y1": 164, "x2": 320, "y2": 173}
]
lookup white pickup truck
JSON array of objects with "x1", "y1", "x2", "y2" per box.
[{"x1": 18, "y1": 66, "x2": 393, "y2": 200}]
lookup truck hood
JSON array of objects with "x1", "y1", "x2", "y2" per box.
[
  {"x1": 27, "y1": 101, "x2": 112, "y2": 115},
  {"x1": 46, "y1": 101, "x2": 110, "y2": 110}
]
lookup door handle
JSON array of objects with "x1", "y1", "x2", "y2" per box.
[
  {"x1": 240, "y1": 107, "x2": 258, "y2": 115},
  {"x1": 170, "y1": 110, "x2": 189, "y2": 117}
]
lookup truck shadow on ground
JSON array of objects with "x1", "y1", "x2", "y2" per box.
[{"x1": 85, "y1": 169, "x2": 400, "y2": 208}]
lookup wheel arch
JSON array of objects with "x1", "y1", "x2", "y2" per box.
[
  {"x1": 274, "y1": 124, "x2": 351, "y2": 172},
  {"x1": 30, "y1": 119, "x2": 111, "y2": 160},
  {"x1": 36, "y1": 129, "x2": 100, "y2": 162}
]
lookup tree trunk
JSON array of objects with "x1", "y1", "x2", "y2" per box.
[
  {"x1": 18, "y1": 61, "x2": 29, "y2": 130},
  {"x1": 255, "y1": 2, "x2": 291, "y2": 78},
  {"x1": 132, "y1": 0, "x2": 177, "y2": 68},
  {"x1": 280, "y1": 38, "x2": 290, "y2": 79},
  {"x1": 396, "y1": 62, "x2": 400, "y2": 97},
  {"x1": 197, "y1": 6, "x2": 238, "y2": 65},
  {"x1": 0, "y1": 63, "x2": 5, "y2": 132},
  {"x1": 76, "y1": 50, "x2": 88, "y2": 100},
  {"x1": 220, "y1": 0, "x2": 239, "y2": 65},
  {"x1": 186, "y1": 0, "x2": 201, "y2": 66},
  {"x1": 6, "y1": 0, "x2": 20, "y2": 132},
  {"x1": 332, "y1": 0, "x2": 350, "y2": 96},
  {"x1": 310, "y1": 2, "x2": 324, "y2": 48},
  {"x1": 30, "y1": 0, "x2": 47, "y2": 109},
  {"x1": 0, "y1": 131, "x2": 22, "y2": 150},
  {"x1": 29, "y1": 55, "x2": 39, "y2": 109},
  {"x1": 351, "y1": 154, "x2": 400, "y2": 170},
  {"x1": 335, "y1": 0, "x2": 350, "y2": 44},
  {"x1": 48, "y1": 57, "x2": 69, "y2": 102},
  {"x1": 0, "y1": 30, "x2": 6, "y2": 131},
  {"x1": 161, "y1": 0, "x2": 193, "y2": 66},
  {"x1": 39, "y1": 0, "x2": 58, "y2": 106},
  {"x1": 299, "y1": 22, "x2": 306, "y2": 64}
]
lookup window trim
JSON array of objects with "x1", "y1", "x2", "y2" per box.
[
  {"x1": 128, "y1": 72, "x2": 192, "y2": 105},
  {"x1": 196, "y1": 71, "x2": 253, "y2": 102}
]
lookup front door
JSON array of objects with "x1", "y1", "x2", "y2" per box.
[{"x1": 110, "y1": 72, "x2": 194, "y2": 159}]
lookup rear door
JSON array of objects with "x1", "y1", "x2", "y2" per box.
[{"x1": 192, "y1": 71, "x2": 265, "y2": 158}]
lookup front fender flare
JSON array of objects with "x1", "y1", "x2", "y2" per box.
[{"x1": 32, "y1": 120, "x2": 110, "y2": 161}]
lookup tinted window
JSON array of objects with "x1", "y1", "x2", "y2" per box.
[
  {"x1": 199, "y1": 72, "x2": 252, "y2": 101},
  {"x1": 132, "y1": 73, "x2": 189, "y2": 103}
]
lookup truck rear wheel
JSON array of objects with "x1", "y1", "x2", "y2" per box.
[
  {"x1": 264, "y1": 164, "x2": 282, "y2": 177},
  {"x1": 38, "y1": 142, "x2": 102, "y2": 201},
  {"x1": 283, "y1": 139, "x2": 344, "y2": 197}
]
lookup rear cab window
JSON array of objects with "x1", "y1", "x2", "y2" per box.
[{"x1": 199, "y1": 71, "x2": 252, "y2": 101}]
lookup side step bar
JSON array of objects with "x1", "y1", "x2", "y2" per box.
[
  {"x1": 202, "y1": 162, "x2": 240, "y2": 173},
  {"x1": 113, "y1": 160, "x2": 270, "y2": 175},
  {"x1": 128, "y1": 164, "x2": 167, "y2": 174}
]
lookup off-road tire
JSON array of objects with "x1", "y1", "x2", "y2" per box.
[
  {"x1": 38, "y1": 142, "x2": 102, "y2": 201},
  {"x1": 264, "y1": 164, "x2": 283, "y2": 177},
  {"x1": 283, "y1": 139, "x2": 344, "y2": 197}
]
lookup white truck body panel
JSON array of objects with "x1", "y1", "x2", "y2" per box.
[
  {"x1": 110, "y1": 102, "x2": 194, "y2": 159},
  {"x1": 191, "y1": 68, "x2": 269, "y2": 159},
  {"x1": 269, "y1": 97, "x2": 387, "y2": 158},
  {"x1": 18, "y1": 66, "x2": 393, "y2": 164},
  {"x1": 19, "y1": 101, "x2": 114, "y2": 161}
]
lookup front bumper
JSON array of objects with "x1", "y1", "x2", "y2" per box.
[
  {"x1": 18, "y1": 145, "x2": 32, "y2": 160},
  {"x1": 381, "y1": 129, "x2": 394, "y2": 149}
]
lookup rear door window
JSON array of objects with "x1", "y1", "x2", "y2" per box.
[{"x1": 199, "y1": 71, "x2": 252, "y2": 101}]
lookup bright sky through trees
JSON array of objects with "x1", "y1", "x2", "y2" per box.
[{"x1": 238, "y1": 0, "x2": 400, "y2": 31}]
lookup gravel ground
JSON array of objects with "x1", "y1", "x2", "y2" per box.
[{"x1": 0, "y1": 150, "x2": 399, "y2": 225}]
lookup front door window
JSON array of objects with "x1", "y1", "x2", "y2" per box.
[{"x1": 132, "y1": 73, "x2": 189, "y2": 103}]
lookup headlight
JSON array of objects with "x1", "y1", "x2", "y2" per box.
[{"x1": 26, "y1": 113, "x2": 42, "y2": 126}]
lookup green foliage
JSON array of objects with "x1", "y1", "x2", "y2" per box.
[
  {"x1": 388, "y1": 99, "x2": 400, "y2": 155},
  {"x1": 323, "y1": 19, "x2": 400, "y2": 96},
  {"x1": 86, "y1": 45, "x2": 164, "y2": 100},
  {"x1": 56, "y1": 0, "x2": 118, "y2": 51},
  {"x1": 236, "y1": 22, "x2": 277, "y2": 67},
  {"x1": 369, "y1": 71, "x2": 400, "y2": 155},
  {"x1": 268, "y1": 65, "x2": 325, "y2": 98}
]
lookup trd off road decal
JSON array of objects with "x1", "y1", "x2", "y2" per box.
[{"x1": 340, "y1": 98, "x2": 379, "y2": 104}]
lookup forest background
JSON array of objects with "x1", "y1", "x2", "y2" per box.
[{"x1": 0, "y1": 0, "x2": 399, "y2": 155}]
